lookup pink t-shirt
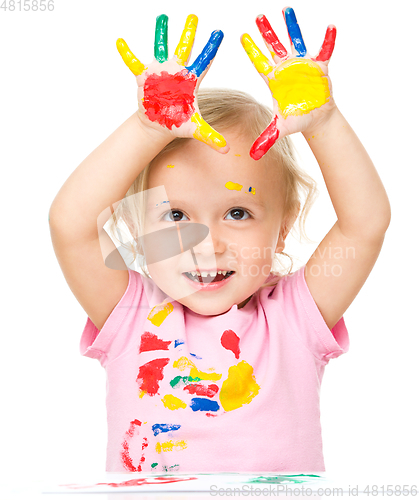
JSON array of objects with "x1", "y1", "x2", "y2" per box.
[{"x1": 80, "y1": 265, "x2": 349, "y2": 473}]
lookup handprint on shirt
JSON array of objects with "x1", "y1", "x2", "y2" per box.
[
  {"x1": 241, "y1": 7, "x2": 337, "y2": 159},
  {"x1": 117, "y1": 14, "x2": 229, "y2": 152}
]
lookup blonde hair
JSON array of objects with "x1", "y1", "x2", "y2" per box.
[{"x1": 108, "y1": 88, "x2": 318, "y2": 290}]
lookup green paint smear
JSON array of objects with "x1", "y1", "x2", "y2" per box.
[
  {"x1": 170, "y1": 375, "x2": 201, "y2": 388},
  {"x1": 248, "y1": 474, "x2": 322, "y2": 484},
  {"x1": 151, "y1": 463, "x2": 158, "y2": 469},
  {"x1": 154, "y1": 14, "x2": 168, "y2": 63},
  {"x1": 162, "y1": 464, "x2": 180, "y2": 472}
]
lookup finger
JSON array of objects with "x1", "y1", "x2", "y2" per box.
[
  {"x1": 240, "y1": 34, "x2": 274, "y2": 76},
  {"x1": 186, "y1": 30, "x2": 224, "y2": 78},
  {"x1": 282, "y1": 7, "x2": 307, "y2": 57},
  {"x1": 174, "y1": 14, "x2": 198, "y2": 66},
  {"x1": 116, "y1": 38, "x2": 146, "y2": 76},
  {"x1": 255, "y1": 14, "x2": 288, "y2": 62},
  {"x1": 191, "y1": 113, "x2": 229, "y2": 153},
  {"x1": 314, "y1": 25, "x2": 336, "y2": 63},
  {"x1": 249, "y1": 116, "x2": 280, "y2": 161},
  {"x1": 154, "y1": 14, "x2": 169, "y2": 63}
]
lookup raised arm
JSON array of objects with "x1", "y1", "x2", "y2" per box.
[
  {"x1": 49, "y1": 14, "x2": 227, "y2": 330},
  {"x1": 241, "y1": 7, "x2": 391, "y2": 329}
]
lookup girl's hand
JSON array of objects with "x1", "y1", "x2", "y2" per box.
[
  {"x1": 117, "y1": 14, "x2": 229, "y2": 153},
  {"x1": 241, "y1": 7, "x2": 337, "y2": 160}
]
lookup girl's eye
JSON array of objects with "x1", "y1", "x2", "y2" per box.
[
  {"x1": 226, "y1": 208, "x2": 251, "y2": 221},
  {"x1": 162, "y1": 210, "x2": 188, "y2": 222}
]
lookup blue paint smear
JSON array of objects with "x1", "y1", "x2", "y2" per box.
[
  {"x1": 186, "y1": 30, "x2": 224, "y2": 77},
  {"x1": 174, "y1": 339, "x2": 185, "y2": 348},
  {"x1": 284, "y1": 8, "x2": 307, "y2": 57},
  {"x1": 152, "y1": 423, "x2": 181, "y2": 436},
  {"x1": 189, "y1": 352, "x2": 202, "y2": 359},
  {"x1": 190, "y1": 398, "x2": 220, "y2": 412}
]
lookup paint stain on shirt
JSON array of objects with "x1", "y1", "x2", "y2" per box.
[
  {"x1": 137, "y1": 358, "x2": 169, "y2": 396},
  {"x1": 219, "y1": 360, "x2": 260, "y2": 411},
  {"x1": 148, "y1": 302, "x2": 174, "y2": 327},
  {"x1": 139, "y1": 332, "x2": 171, "y2": 353},
  {"x1": 161, "y1": 394, "x2": 187, "y2": 410},
  {"x1": 221, "y1": 330, "x2": 241, "y2": 359}
]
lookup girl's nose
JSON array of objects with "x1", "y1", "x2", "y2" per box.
[{"x1": 193, "y1": 226, "x2": 226, "y2": 256}]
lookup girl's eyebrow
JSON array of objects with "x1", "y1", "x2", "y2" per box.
[{"x1": 148, "y1": 197, "x2": 266, "y2": 211}]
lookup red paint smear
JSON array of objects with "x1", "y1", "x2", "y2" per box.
[
  {"x1": 120, "y1": 420, "x2": 149, "y2": 472},
  {"x1": 314, "y1": 25, "x2": 336, "y2": 62},
  {"x1": 206, "y1": 412, "x2": 218, "y2": 417},
  {"x1": 63, "y1": 477, "x2": 198, "y2": 489},
  {"x1": 143, "y1": 70, "x2": 197, "y2": 130},
  {"x1": 139, "y1": 331, "x2": 171, "y2": 353},
  {"x1": 137, "y1": 358, "x2": 169, "y2": 396},
  {"x1": 256, "y1": 15, "x2": 288, "y2": 59},
  {"x1": 183, "y1": 383, "x2": 219, "y2": 397},
  {"x1": 250, "y1": 116, "x2": 279, "y2": 160},
  {"x1": 220, "y1": 330, "x2": 241, "y2": 359}
]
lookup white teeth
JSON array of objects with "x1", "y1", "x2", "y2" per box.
[
  {"x1": 190, "y1": 271, "x2": 197, "y2": 277},
  {"x1": 222, "y1": 271, "x2": 227, "y2": 276},
  {"x1": 209, "y1": 271, "x2": 217, "y2": 277},
  {"x1": 201, "y1": 272, "x2": 209, "y2": 278}
]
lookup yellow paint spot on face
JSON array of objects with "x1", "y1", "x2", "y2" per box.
[
  {"x1": 189, "y1": 367, "x2": 222, "y2": 381},
  {"x1": 161, "y1": 394, "x2": 187, "y2": 410},
  {"x1": 225, "y1": 181, "x2": 243, "y2": 191},
  {"x1": 155, "y1": 439, "x2": 187, "y2": 454},
  {"x1": 139, "y1": 390, "x2": 146, "y2": 399},
  {"x1": 191, "y1": 113, "x2": 227, "y2": 149},
  {"x1": 167, "y1": 164, "x2": 175, "y2": 168},
  {"x1": 269, "y1": 59, "x2": 330, "y2": 118},
  {"x1": 249, "y1": 187, "x2": 256, "y2": 195},
  {"x1": 147, "y1": 302, "x2": 174, "y2": 326},
  {"x1": 219, "y1": 360, "x2": 260, "y2": 412},
  {"x1": 173, "y1": 356, "x2": 196, "y2": 371},
  {"x1": 234, "y1": 154, "x2": 241, "y2": 157}
]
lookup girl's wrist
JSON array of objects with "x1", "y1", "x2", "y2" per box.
[
  {"x1": 302, "y1": 105, "x2": 341, "y2": 140},
  {"x1": 134, "y1": 109, "x2": 174, "y2": 145}
]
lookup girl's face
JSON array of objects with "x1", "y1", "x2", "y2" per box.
[{"x1": 145, "y1": 132, "x2": 289, "y2": 316}]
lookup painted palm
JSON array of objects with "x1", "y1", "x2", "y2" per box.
[
  {"x1": 241, "y1": 7, "x2": 337, "y2": 160},
  {"x1": 117, "y1": 15, "x2": 229, "y2": 153}
]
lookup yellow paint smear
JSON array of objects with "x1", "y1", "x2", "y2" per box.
[
  {"x1": 139, "y1": 390, "x2": 146, "y2": 399},
  {"x1": 174, "y1": 14, "x2": 198, "y2": 66},
  {"x1": 167, "y1": 164, "x2": 175, "y2": 168},
  {"x1": 173, "y1": 356, "x2": 196, "y2": 371},
  {"x1": 219, "y1": 360, "x2": 260, "y2": 412},
  {"x1": 225, "y1": 181, "x2": 242, "y2": 191},
  {"x1": 161, "y1": 394, "x2": 187, "y2": 410},
  {"x1": 191, "y1": 113, "x2": 227, "y2": 149},
  {"x1": 241, "y1": 34, "x2": 273, "y2": 76},
  {"x1": 155, "y1": 439, "x2": 187, "y2": 454},
  {"x1": 269, "y1": 58, "x2": 330, "y2": 118},
  {"x1": 249, "y1": 187, "x2": 256, "y2": 195},
  {"x1": 116, "y1": 38, "x2": 145, "y2": 76},
  {"x1": 147, "y1": 302, "x2": 174, "y2": 326},
  {"x1": 190, "y1": 367, "x2": 222, "y2": 381}
]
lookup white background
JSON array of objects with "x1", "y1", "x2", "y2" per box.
[{"x1": 0, "y1": 0, "x2": 418, "y2": 489}]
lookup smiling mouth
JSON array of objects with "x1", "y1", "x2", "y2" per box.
[{"x1": 183, "y1": 271, "x2": 235, "y2": 283}]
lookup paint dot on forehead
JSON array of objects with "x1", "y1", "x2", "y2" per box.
[
  {"x1": 225, "y1": 181, "x2": 243, "y2": 191},
  {"x1": 167, "y1": 164, "x2": 175, "y2": 168}
]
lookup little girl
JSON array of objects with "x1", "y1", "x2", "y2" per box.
[{"x1": 49, "y1": 10, "x2": 391, "y2": 473}]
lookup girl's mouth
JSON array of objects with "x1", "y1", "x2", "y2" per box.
[{"x1": 183, "y1": 270, "x2": 235, "y2": 284}]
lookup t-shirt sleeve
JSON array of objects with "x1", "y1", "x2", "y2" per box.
[
  {"x1": 268, "y1": 264, "x2": 349, "y2": 362},
  {"x1": 79, "y1": 269, "x2": 145, "y2": 366}
]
